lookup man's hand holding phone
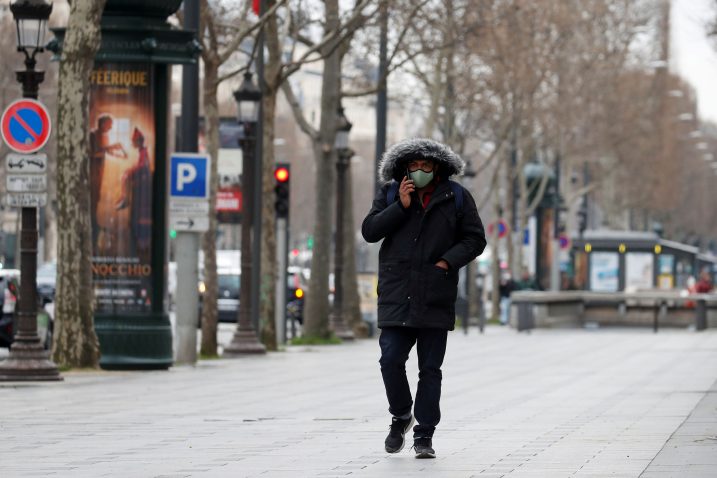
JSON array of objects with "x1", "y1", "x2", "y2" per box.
[{"x1": 399, "y1": 175, "x2": 415, "y2": 209}]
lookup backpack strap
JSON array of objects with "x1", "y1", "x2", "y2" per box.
[
  {"x1": 386, "y1": 180, "x2": 400, "y2": 205},
  {"x1": 448, "y1": 180, "x2": 464, "y2": 218}
]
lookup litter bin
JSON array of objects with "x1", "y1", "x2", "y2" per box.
[{"x1": 516, "y1": 302, "x2": 534, "y2": 331}]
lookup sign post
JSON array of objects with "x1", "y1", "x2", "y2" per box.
[
  {"x1": 0, "y1": 96, "x2": 59, "y2": 381},
  {"x1": 169, "y1": 153, "x2": 210, "y2": 364}
]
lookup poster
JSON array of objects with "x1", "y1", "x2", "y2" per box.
[
  {"x1": 89, "y1": 64, "x2": 155, "y2": 313},
  {"x1": 625, "y1": 252, "x2": 653, "y2": 291},
  {"x1": 657, "y1": 254, "x2": 675, "y2": 289},
  {"x1": 590, "y1": 252, "x2": 619, "y2": 292}
]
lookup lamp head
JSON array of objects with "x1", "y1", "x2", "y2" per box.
[
  {"x1": 233, "y1": 72, "x2": 262, "y2": 124},
  {"x1": 10, "y1": 0, "x2": 53, "y2": 56}
]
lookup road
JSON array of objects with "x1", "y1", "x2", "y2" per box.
[{"x1": 1, "y1": 326, "x2": 717, "y2": 477}]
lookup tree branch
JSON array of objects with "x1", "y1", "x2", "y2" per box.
[
  {"x1": 281, "y1": 80, "x2": 319, "y2": 140},
  {"x1": 279, "y1": 0, "x2": 377, "y2": 82},
  {"x1": 218, "y1": 0, "x2": 287, "y2": 64}
]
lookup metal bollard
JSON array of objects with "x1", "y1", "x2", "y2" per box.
[
  {"x1": 517, "y1": 302, "x2": 534, "y2": 332},
  {"x1": 696, "y1": 299, "x2": 707, "y2": 331}
]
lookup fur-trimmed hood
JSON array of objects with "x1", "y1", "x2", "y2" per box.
[{"x1": 378, "y1": 138, "x2": 465, "y2": 184}]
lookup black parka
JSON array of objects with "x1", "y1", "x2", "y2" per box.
[{"x1": 361, "y1": 139, "x2": 487, "y2": 330}]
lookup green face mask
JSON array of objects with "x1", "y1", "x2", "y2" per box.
[{"x1": 409, "y1": 169, "x2": 434, "y2": 188}]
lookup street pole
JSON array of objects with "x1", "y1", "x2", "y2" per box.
[
  {"x1": 274, "y1": 216, "x2": 287, "y2": 344},
  {"x1": 460, "y1": 163, "x2": 476, "y2": 335},
  {"x1": 329, "y1": 148, "x2": 355, "y2": 341},
  {"x1": 251, "y1": 0, "x2": 266, "y2": 334},
  {"x1": 510, "y1": 127, "x2": 520, "y2": 278},
  {"x1": 374, "y1": 0, "x2": 388, "y2": 196},
  {"x1": 0, "y1": 42, "x2": 61, "y2": 381},
  {"x1": 550, "y1": 154, "x2": 561, "y2": 291},
  {"x1": 174, "y1": 0, "x2": 201, "y2": 365},
  {"x1": 224, "y1": 118, "x2": 265, "y2": 355},
  {"x1": 174, "y1": 232, "x2": 199, "y2": 363}
]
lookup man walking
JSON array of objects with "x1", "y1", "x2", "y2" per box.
[{"x1": 362, "y1": 138, "x2": 487, "y2": 458}]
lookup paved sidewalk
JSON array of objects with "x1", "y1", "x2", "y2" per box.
[{"x1": 2, "y1": 326, "x2": 717, "y2": 477}]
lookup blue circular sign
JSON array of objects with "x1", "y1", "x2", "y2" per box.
[{"x1": 1, "y1": 99, "x2": 52, "y2": 154}]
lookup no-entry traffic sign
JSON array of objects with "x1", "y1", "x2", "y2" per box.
[{"x1": 1, "y1": 99, "x2": 52, "y2": 154}]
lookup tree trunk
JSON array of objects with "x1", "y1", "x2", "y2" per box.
[
  {"x1": 303, "y1": 143, "x2": 335, "y2": 338},
  {"x1": 43, "y1": 199, "x2": 57, "y2": 262},
  {"x1": 423, "y1": 54, "x2": 444, "y2": 138},
  {"x1": 506, "y1": 149, "x2": 516, "y2": 275},
  {"x1": 200, "y1": 62, "x2": 220, "y2": 357},
  {"x1": 259, "y1": 90, "x2": 277, "y2": 350},
  {"x1": 53, "y1": 0, "x2": 107, "y2": 368},
  {"x1": 341, "y1": 164, "x2": 367, "y2": 337},
  {"x1": 303, "y1": 0, "x2": 341, "y2": 339},
  {"x1": 258, "y1": 0, "x2": 283, "y2": 350}
]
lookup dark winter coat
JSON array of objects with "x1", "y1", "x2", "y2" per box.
[{"x1": 361, "y1": 138, "x2": 487, "y2": 330}]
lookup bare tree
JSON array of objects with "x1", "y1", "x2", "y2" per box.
[
  {"x1": 53, "y1": 0, "x2": 107, "y2": 368},
  {"x1": 281, "y1": 0, "x2": 377, "y2": 339},
  {"x1": 194, "y1": 0, "x2": 284, "y2": 356}
]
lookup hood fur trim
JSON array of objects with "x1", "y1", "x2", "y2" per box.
[{"x1": 378, "y1": 138, "x2": 465, "y2": 184}]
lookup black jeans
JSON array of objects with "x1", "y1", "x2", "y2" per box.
[{"x1": 379, "y1": 326, "x2": 448, "y2": 438}]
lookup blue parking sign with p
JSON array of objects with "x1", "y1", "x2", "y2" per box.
[{"x1": 170, "y1": 154, "x2": 210, "y2": 199}]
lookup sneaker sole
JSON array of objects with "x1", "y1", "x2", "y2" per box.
[
  {"x1": 415, "y1": 451, "x2": 436, "y2": 459},
  {"x1": 385, "y1": 415, "x2": 415, "y2": 454}
]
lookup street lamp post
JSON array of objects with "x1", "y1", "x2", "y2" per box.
[
  {"x1": 329, "y1": 107, "x2": 355, "y2": 341},
  {"x1": 461, "y1": 161, "x2": 477, "y2": 335},
  {"x1": 224, "y1": 73, "x2": 266, "y2": 355},
  {"x1": 0, "y1": 0, "x2": 61, "y2": 381}
]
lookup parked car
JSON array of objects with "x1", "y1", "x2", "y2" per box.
[
  {"x1": 0, "y1": 269, "x2": 53, "y2": 350},
  {"x1": 197, "y1": 255, "x2": 308, "y2": 325},
  {"x1": 217, "y1": 268, "x2": 240, "y2": 322},
  {"x1": 37, "y1": 261, "x2": 56, "y2": 305}
]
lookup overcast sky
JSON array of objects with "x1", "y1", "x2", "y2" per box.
[{"x1": 673, "y1": 0, "x2": 717, "y2": 123}]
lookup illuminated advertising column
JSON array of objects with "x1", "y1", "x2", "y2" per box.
[{"x1": 50, "y1": 0, "x2": 198, "y2": 369}]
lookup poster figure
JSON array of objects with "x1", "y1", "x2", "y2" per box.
[
  {"x1": 90, "y1": 114, "x2": 128, "y2": 248},
  {"x1": 115, "y1": 127, "x2": 153, "y2": 265},
  {"x1": 89, "y1": 64, "x2": 155, "y2": 314}
]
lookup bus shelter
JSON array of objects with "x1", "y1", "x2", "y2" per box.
[{"x1": 571, "y1": 231, "x2": 715, "y2": 292}]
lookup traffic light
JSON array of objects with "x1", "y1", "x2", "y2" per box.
[
  {"x1": 274, "y1": 163, "x2": 290, "y2": 219},
  {"x1": 577, "y1": 205, "x2": 587, "y2": 236}
]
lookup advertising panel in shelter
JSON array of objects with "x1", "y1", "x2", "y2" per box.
[{"x1": 89, "y1": 63, "x2": 155, "y2": 313}]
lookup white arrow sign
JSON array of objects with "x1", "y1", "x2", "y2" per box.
[
  {"x1": 7, "y1": 174, "x2": 47, "y2": 192},
  {"x1": 171, "y1": 216, "x2": 209, "y2": 232},
  {"x1": 5, "y1": 153, "x2": 48, "y2": 174}
]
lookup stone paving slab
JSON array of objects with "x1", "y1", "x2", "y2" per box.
[
  {"x1": 1, "y1": 326, "x2": 717, "y2": 477},
  {"x1": 640, "y1": 376, "x2": 717, "y2": 478}
]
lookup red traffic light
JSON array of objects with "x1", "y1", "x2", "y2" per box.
[{"x1": 275, "y1": 167, "x2": 290, "y2": 182}]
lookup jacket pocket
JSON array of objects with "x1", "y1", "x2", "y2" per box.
[
  {"x1": 377, "y1": 261, "x2": 408, "y2": 305},
  {"x1": 424, "y1": 265, "x2": 458, "y2": 307}
]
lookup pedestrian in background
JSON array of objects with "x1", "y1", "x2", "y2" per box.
[
  {"x1": 362, "y1": 138, "x2": 486, "y2": 459},
  {"x1": 695, "y1": 270, "x2": 714, "y2": 293},
  {"x1": 498, "y1": 270, "x2": 515, "y2": 325},
  {"x1": 514, "y1": 268, "x2": 541, "y2": 291}
]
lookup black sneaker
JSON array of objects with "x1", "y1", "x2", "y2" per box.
[
  {"x1": 413, "y1": 437, "x2": 435, "y2": 459},
  {"x1": 384, "y1": 415, "x2": 414, "y2": 453}
]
